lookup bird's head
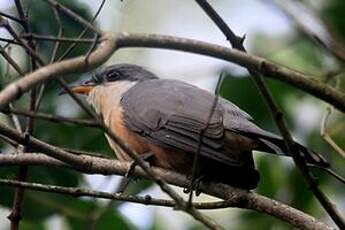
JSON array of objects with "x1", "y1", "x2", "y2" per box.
[{"x1": 67, "y1": 63, "x2": 158, "y2": 95}]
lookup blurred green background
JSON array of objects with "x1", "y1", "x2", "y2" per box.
[{"x1": 0, "y1": 0, "x2": 344, "y2": 229}]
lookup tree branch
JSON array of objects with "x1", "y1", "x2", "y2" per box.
[
  {"x1": 0, "y1": 153, "x2": 332, "y2": 230},
  {"x1": 0, "y1": 177, "x2": 251, "y2": 210},
  {"x1": 1, "y1": 33, "x2": 345, "y2": 112}
]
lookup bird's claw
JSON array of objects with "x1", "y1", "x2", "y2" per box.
[
  {"x1": 125, "y1": 152, "x2": 154, "y2": 178},
  {"x1": 183, "y1": 175, "x2": 204, "y2": 196}
]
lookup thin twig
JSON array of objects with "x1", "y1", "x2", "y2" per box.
[
  {"x1": 22, "y1": 34, "x2": 97, "y2": 43},
  {"x1": 7, "y1": 1, "x2": 38, "y2": 229},
  {"x1": 320, "y1": 106, "x2": 345, "y2": 159},
  {"x1": 2, "y1": 22, "x2": 45, "y2": 66},
  {"x1": 58, "y1": 78, "x2": 97, "y2": 119},
  {"x1": 308, "y1": 164, "x2": 345, "y2": 185},
  {"x1": 44, "y1": 0, "x2": 103, "y2": 35},
  {"x1": 56, "y1": 0, "x2": 106, "y2": 61},
  {"x1": 0, "y1": 134, "x2": 19, "y2": 148},
  {"x1": 35, "y1": 5, "x2": 63, "y2": 110},
  {"x1": 0, "y1": 37, "x2": 21, "y2": 45},
  {"x1": 318, "y1": 78, "x2": 345, "y2": 182},
  {"x1": 8, "y1": 104, "x2": 23, "y2": 133},
  {"x1": 0, "y1": 178, "x2": 242, "y2": 210},
  {"x1": 188, "y1": 72, "x2": 225, "y2": 205},
  {"x1": 0, "y1": 45, "x2": 25, "y2": 76},
  {"x1": 0, "y1": 11, "x2": 24, "y2": 25},
  {"x1": 2, "y1": 107, "x2": 99, "y2": 127}
]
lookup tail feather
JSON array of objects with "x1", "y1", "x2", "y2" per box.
[{"x1": 257, "y1": 137, "x2": 330, "y2": 168}]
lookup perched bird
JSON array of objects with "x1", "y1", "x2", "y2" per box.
[{"x1": 68, "y1": 63, "x2": 329, "y2": 189}]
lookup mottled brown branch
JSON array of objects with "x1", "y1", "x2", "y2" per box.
[{"x1": 0, "y1": 153, "x2": 332, "y2": 230}]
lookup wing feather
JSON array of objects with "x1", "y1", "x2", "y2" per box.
[
  {"x1": 121, "y1": 79, "x2": 244, "y2": 167},
  {"x1": 121, "y1": 79, "x2": 329, "y2": 168}
]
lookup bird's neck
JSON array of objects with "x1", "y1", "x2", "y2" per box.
[{"x1": 87, "y1": 80, "x2": 137, "y2": 123}]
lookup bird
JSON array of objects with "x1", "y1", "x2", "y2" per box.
[{"x1": 67, "y1": 63, "x2": 329, "y2": 190}]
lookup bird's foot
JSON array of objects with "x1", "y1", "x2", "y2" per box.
[
  {"x1": 125, "y1": 152, "x2": 154, "y2": 178},
  {"x1": 183, "y1": 175, "x2": 204, "y2": 196}
]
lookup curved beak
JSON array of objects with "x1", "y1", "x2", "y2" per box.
[{"x1": 59, "y1": 80, "x2": 96, "y2": 95}]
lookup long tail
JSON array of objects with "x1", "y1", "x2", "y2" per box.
[{"x1": 256, "y1": 137, "x2": 330, "y2": 168}]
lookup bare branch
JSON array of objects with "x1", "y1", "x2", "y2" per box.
[
  {"x1": 22, "y1": 34, "x2": 97, "y2": 43},
  {"x1": 0, "y1": 11, "x2": 23, "y2": 25},
  {"x1": 1, "y1": 107, "x2": 99, "y2": 128},
  {"x1": 309, "y1": 164, "x2": 345, "y2": 185},
  {"x1": 44, "y1": 0, "x2": 103, "y2": 35},
  {"x1": 0, "y1": 178, "x2": 253, "y2": 210},
  {"x1": 0, "y1": 45, "x2": 25, "y2": 75},
  {"x1": 115, "y1": 33, "x2": 345, "y2": 112},
  {"x1": 0, "y1": 37, "x2": 21, "y2": 45},
  {"x1": 1, "y1": 32, "x2": 345, "y2": 112},
  {"x1": 320, "y1": 107, "x2": 345, "y2": 159}
]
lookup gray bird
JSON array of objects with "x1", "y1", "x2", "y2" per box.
[{"x1": 68, "y1": 63, "x2": 329, "y2": 189}]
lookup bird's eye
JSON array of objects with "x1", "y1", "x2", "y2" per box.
[{"x1": 106, "y1": 71, "x2": 120, "y2": 81}]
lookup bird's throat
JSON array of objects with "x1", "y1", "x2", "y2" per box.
[{"x1": 87, "y1": 80, "x2": 137, "y2": 122}]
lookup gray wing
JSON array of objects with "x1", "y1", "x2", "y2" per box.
[
  {"x1": 121, "y1": 79, "x2": 262, "y2": 167},
  {"x1": 121, "y1": 79, "x2": 329, "y2": 167}
]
